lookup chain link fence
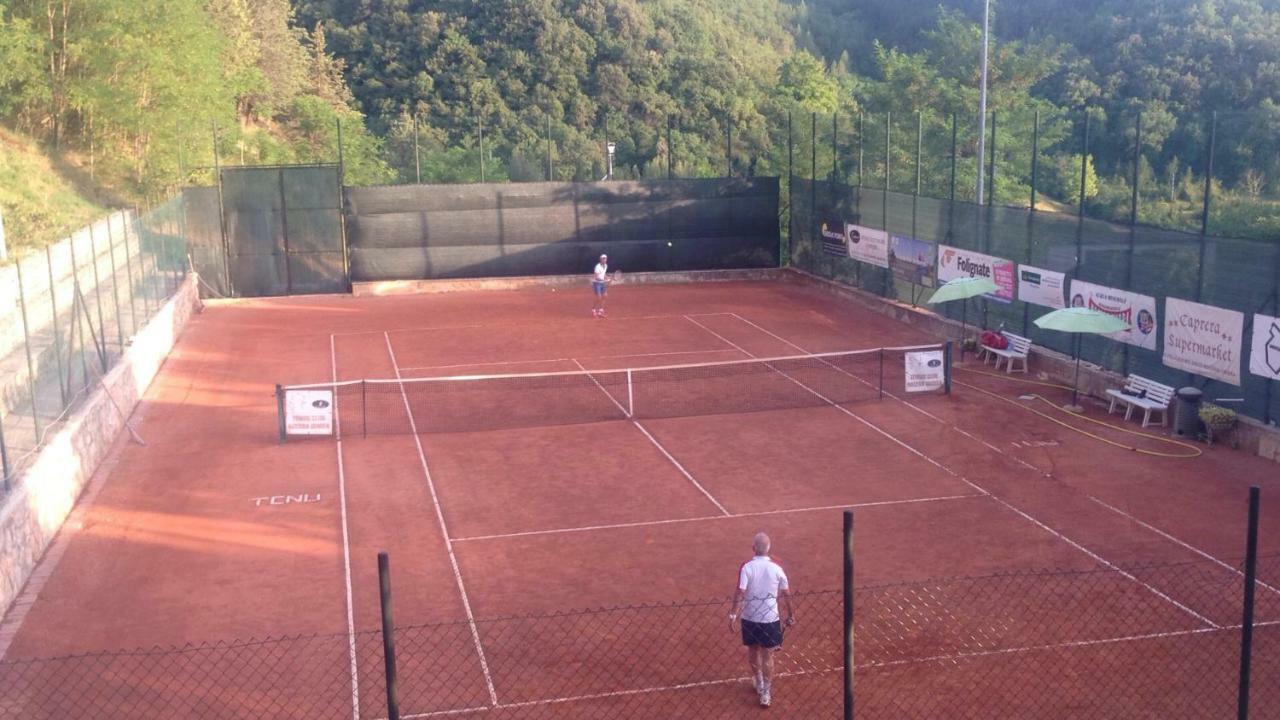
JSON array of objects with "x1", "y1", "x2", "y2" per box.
[
  {"x1": 3, "y1": 552, "x2": 1275, "y2": 719},
  {"x1": 0, "y1": 198, "x2": 189, "y2": 492}
]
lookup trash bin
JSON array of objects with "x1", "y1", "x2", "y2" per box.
[{"x1": 1174, "y1": 387, "x2": 1203, "y2": 438}]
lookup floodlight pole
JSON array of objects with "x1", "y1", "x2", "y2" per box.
[
  {"x1": 607, "y1": 141, "x2": 616, "y2": 180},
  {"x1": 975, "y1": 0, "x2": 991, "y2": 205}
]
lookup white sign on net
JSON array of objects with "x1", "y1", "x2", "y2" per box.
[
  {"x1": 904, "y1": 350, "x2": 946, "y2": 393},
  {"x1": 1163, "y1": 298, "x2": 1244, "y2": 386},
  {"x1": 285, "y1": 389, "x2": 335, "y2": 435},
  {"x1": 1250, "y1": 314, "x2": 1280, "y2": 381}
]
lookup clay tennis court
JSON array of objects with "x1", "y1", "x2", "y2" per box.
[{"x1": 2, "y1": 277, "x2": 1277, "y2": 718}]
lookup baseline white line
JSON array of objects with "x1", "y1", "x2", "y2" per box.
[
  {"x1": 333, "y1": 312, "x2": 736, "y2": 340},
  {"x1": 451, "y1": 494, "x2": 984, "y2": 543},
  {"x1": 1085, "y1": 494, "x2": 1280, "y2": 598},
  {"x1": 570, "y1": 358, "x2": 730, "y2": 516},
  {"x1": 717, "y1": 313, "x2": 1220, "y2": 629},
  {"x1": 384, "y1": 333, "x2": 499, "y2": 706},
  {"x1": 330, "y1": 335, "x2": 361, "y2": 720},
  {"x1": 400, "y1": 358, "x2": 571, "y2": 373},
  {"x1": 730, "y1": 312, "x2": 1048, "y2": 476}
]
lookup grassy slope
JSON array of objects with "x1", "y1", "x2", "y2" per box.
[{"x1": 1, "y1": 127, "x2": 107, "y2": 262}]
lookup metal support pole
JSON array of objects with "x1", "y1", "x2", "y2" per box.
[
  {"x1": 16, "y1": 262, "x2": 44, "y2": 440},
  {"x1": 47, "y1": 246, "x2": 68, "y2": 408},
  {"x1": 944, "y1": 341, "x2": 954, "y2": 395},
  {"x1": 121, "y1": 214, "x2": 140, "y2": 329},
  {"x1": 106, "y1": 217, "x2": 125, "y2": 349},
  {"x1": 912, "y1": 112, "x2": 922, "y2": 305},
  {"x1": 811, "y1": 112, "x2": 817, "y2": 218},
  {"x1": 976, "y1": 0, "x2": 991, "y2": 205},
  {"x1": 1031, "y1": 111, "x2": 1040, "y2": 209},
  {"x1": 1123, "y1": 112, "x2": 1142, "y2": 376},
  {"x1": 413, "y1": 114, "x2": 421, "y2": 184},
  {"x1": 1075, "y1": 111, "x2": 1090, "y2": 280},
  {"x1": 0, "y1": 407, "x2": 9, "y2": 491},
  {"x1": 276, "y1": 385, "x2": 287, "y2": 443},
  {"x1": 1238, "y1": 486, "x2": 1260, "y2": 720},
  {"x1": 884, "y1": 112, "x2": 891, "y2": 296},
  {"x1": 212, "y1": 123, "x2": 232, "y2": 296},
  {"x1": 69, "y1": 230, "x2": 90, "y2": 389},
  {"x1": 667, "y1": 115, "x2": 674, "y2": 179},
  {"x1": 1025, "y1": 111, "x2": 1040, "y2": 338},
  {"x1": 857, "y1": 113, "x2": 864, "y2": 188},
  {"x1": 1197, "y1": 112, "x2": 1217, "y2": 302},
  {"x1": 843, "y1": 510, "x2": 855, "y2": 720},
  {"x1": 987, "y1": 111, "x2": 997, "y2": 206},
  {"x1": 547, "y1": 114, "x2": 553, "y2": 181},
  {"x1": 336, "y1": 118, "x2": 345, "y2": 185},
  {"x1": 726, "y1": 114, "x2": 733, "y2": 177},
  {"x1": 949, "y1": 114, "x2": 958, "y2": 202},
  {"x1": 832, "y1": 113, "x2": 838, "y2": 181},
  {"x1": 787, "y1": 111, "x2": 793, "y2": 185},
  {"x1": 87, "y1": 223, "x2": 109, "y2": 366},
  {"x1": 878, "y1": 348, "x2": 885, "y2": 400},
  {"x1": 379, "y1": 551, "x2": 401, "y2": 720},
  {"x1": 478, "y1": 113, "x2": 485, "y2": 183}
]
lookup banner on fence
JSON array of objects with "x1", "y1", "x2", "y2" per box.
[
  {"x1": 1068, "y1": 280, "x2": 1159, "y2": 351},
  {"x1": 285, "y1": 390, "x2": 335, "y2": 435},
  {"x1": 937, "y1": 246, "x2": 1015, "y2": 302},
  {"x1": 1251, "y1": 314, "x2": 1280, "y2": 381},
  {"x1": 1017, "y1": 265, "x2": 1065, "y2": 309},
  {"x1": 846, "y1": 224, "x2": 889, "y2": 268},
  {"x1": 1163, "y1": 298, "x2": 1244, "y2": 386},
  {"x1": 890, "y1": 235, "x2": 936, "y2": 287},
  {"x1": 905, "y1": 350, "x2": 946, "y2": 392},
  {"x1": 820, "y1": 217, "x2": 847, "y2": 256}
]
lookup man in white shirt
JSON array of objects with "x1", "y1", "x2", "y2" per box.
[
  {"x1": 591, "y1": 253, "x2": 610, "y2": 318},
  {"x1": 729, "y1": 531, "x2": 795, "y2": 707}
]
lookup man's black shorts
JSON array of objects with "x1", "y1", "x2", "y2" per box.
[{"x1": 741, "y1": 619, "x2": 784, "y2": 648}]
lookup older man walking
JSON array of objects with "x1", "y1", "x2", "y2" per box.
[{"x1": 729, "y1": 531, "x2": 795, "y2": 707}]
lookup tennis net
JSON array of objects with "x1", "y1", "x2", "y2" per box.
[{"x1": 275, "y1": 344, "x2": 951, "y2": 440}]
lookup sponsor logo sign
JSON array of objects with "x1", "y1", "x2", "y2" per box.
[
  {"x1": 1250, "y1": 314, "x2": 1280, "y2": 381},
  {"x1": 1017, "y1": 265, "x2": 1065, "y2": 309},
  {"x1": 846, "y1": 223, "x2": 890, "y2": 268},
  {"x1": 905, "y1": 351, "x2": 946, "y2": 392},
  {"x1": 820, "y1": 217, "x2": 847, "y2": 256},
  {"x1": 1068, "y1": 280, "x2": 1159, "y2": 351},
  {"x1": 889, "y1": 235, "x2": 937, "y2": 287},
  {"x1": 937, "y1": 246, "x2": 1015, "y2": 302},
  {"x1": 1163, "y1": 298, "x2": 1244, "y2": 386}
]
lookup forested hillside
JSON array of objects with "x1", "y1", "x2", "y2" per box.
[{"x1": 4, "y1": 0, "x2": 1280, "y2": 252}]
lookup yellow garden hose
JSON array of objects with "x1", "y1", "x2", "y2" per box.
[{"x1": 954, "y1": 367, "x2": 1202, "y2": 459}]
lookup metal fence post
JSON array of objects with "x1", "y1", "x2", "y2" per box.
[
  {"x1": 87, "y1": 222, "x2": 110, "y2": 366},
  {"x1": 0, "y1": 406, "x2": 10, "y2": 491},
  {"x1": 1024, "y1": 110, "x2": 1040, "y2": 338},
  {"x1": 379, "y1": 551, "x2": 401, "y2": 720},
  {"x1": 832, "y1": 112, "x2": 838, "y2": 181},
  {"x1": 1123, "y1": 112, "x2": 1142, "y2": 377},
  {"x1": 811, "y1": 112, "x2": 817, "y2": 221},
  {"x1": 15, "y1": 261, "x2": 43, "y2": 440},
  {"x1": 1197, "y1": 112, "x2": 1217, "y2": 302},
  {"x1": 726, "y1": 114, "x2": 733, "y2": 177},
  {"x1": 883, "y1": 112, "x2": 891, "y2": 296},
  {"x1": 857, "y1": 112, "x2": 864, "y2": 189},
  {"x1": 276, "y1": 385, "x2": 287, "y2": 443},
  {"x1": 667, "y1": 114, "x2": 674, "y2": 180},
  {"x1": 944, "y1": 340, "x2": 954, "y2": 395},
  {"x1": 121, "y1": 213, "x2": 139, "y2": 331},
  {"x1": 414, "y1": 114, "x2": 422, "y2": 184},
  {"x1": 1238, "y1": 485, "x2": 1260, "y2": 720},
  {"x1": 106, "y1": 215, "x2": 126, "y2": 347},
  {"x1": 46, "y1": 245, "x2": 68, "y2": 409},
  {"x1": 843, "y1": 510, "x2": 855, "y2": 720},
  {"x1": 987, "y1": 111, "x2": 997, "y2": 207},
  {"x1": 69, "y1": 235, "x2": 90, "y2": 392},
  {"x1": 1074, "y1": 111, "x2": 1090, "y2": 287},
  {"x1": 949, "y1": 114, "x2": 958, "y2": 202}
]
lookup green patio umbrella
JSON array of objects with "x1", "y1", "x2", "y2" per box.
[
  {"x1": 927, "y1": 277, "x2": 1000, "y2": 360},
  {"x1": 1033, "y1": 307, "x2": 1129, "y2": 410}
]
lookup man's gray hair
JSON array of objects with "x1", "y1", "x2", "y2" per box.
[{"x1": 753, "y1": 532, "x2": 771, "y2": 554}]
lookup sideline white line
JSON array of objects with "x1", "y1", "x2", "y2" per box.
[
  {"x1": 330, "y1": 335, "x2": 362, "y2": 720},
  {"x1": 570, "y1": 358, "x2": 730, "y2": 516},
  {"x1": 730, "y1": 313, "x2": 1049, "y2": 478},
  {"x1": 384, "y1": 333, "x2": 499, "y2": 706},
  {"x1": 451, "y1": 494, "x2": 984, "y2": 543},
  {"x1": 718, "y1": 313, "x2": 1220, "y2": 629},
  {"x1": 1085, "y1": 494, "x2": 1280, "y2": 598}
]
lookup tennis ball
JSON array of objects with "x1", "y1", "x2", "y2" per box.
[{"x1": 667, "y1": 241, "x2": 673, "y2": 247}]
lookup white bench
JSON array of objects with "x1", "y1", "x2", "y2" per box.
[
  {"x1": 978, "y1": 331, "x2": 1032, "y2": 374},
  {"x1": 1105, "y1": 375, "x2": 1176, "y2": 428}
]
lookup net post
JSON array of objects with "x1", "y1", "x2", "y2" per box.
[
  {"x1": 943, "y1": 341, "x2": 953, "y2": 396},
  {"x1": 1238, "y1": 485, "x2": 1260, "y2": 720},
  {"x1": 378, "y1": 551, "x2": 401, "y2": 720},
  {"x1": 843, "y1": 510, "x2": 855, "y2": 720},
  {"x1": 627, "y1": 369, "x2": 634, "y2": 418},
  {"x1": 275, "y1": 384, "x2": 287, "y2": 443}
]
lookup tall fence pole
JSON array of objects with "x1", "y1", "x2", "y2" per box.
[
  {"x1": 843, "y1": 510, "x2": 855, "y2": 720},
  {"x1": 912, "y1": 111, "x2": 922, "y2": 306},
  {"x1": 811, "y1": 112, "x2": 817, "y2": 220},
  {"x1": 0, "y1": 404, "x2": 9, "y2": 491},
  {"x1": 1197, "y1": 112, "x2": 1217, "y2": 302},
  {"x1": 212, "y1": 122, "x2": 232, "y2": 296},
  {"x1": 15, "y1": 261, "x2": 43, "y2": 441},
  {"x1": 1123, "y1": 112, "x2": 1142, "y2": 377},
  {"x1": 667, "y1": 114, "x2": 674, "y2": 179},
  {"x1": 832, "y1": 113, "x2": 838, "y2": 181},
  {"x1": 86, "y1": 223, "x2": 109, "y2": 366},
  {"x1": 478, "y1": 113, "x2": 485, "y2": 183},
  {"x1": 1238, "y1": 485, "x2": 1260, "y2": 720},
  {"x1": 883, "y1": 112, "x2": 891, "y2": 296},
  {"x1": 1023, "y1": 110, "x2": 1040, "y2": 337},
  {"x1": 105, "y1": 217, "x2": 125, "y2": 349},
  {"x1": 1075, "y1": 111, "x2": 1090, "y2": 280},
  {"x1": 46, "y1": 246, "x2": 68, "y2": 408},
  {"x1": 857, "y1": 113, "x2": 864, "y2": 189},
  {"x1": 413, "y1": 114, "x2": 421, "y2": 184},
  {"x1": 949, "y1": 114, "x2": 958, "y2": 202},
  {"x1": 726, "y1": 114, "x2": 733, "y2": 177},
  {"x1": 987, "y1": 111, "x2": 997, "y2": 207},
  {"x1": 546, "y1": 114, "x2": 553, "y2": 181},
  {"x1": 379, "y1": 551, "x2": 401, "y2": 720},
  {"x1": 68, "y1": 231, "x2": 90, "y2": 391}
]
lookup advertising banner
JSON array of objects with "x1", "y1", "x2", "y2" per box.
[
  {"x1": 1162, "y1": 298, "x2": 1244, "y2": 386},
  {"x1": 905, "y1": 350, "x2": 946, "y2": 392},
  {"x1": 1068, "y1": 280, "x2": 1159, "y2": 351},
  {"x1": 820, "y1": 217, "x2": 847, "y2": 256},
  {"x1": 1250, "y1": 313, "x2": 1280, "y2": 381},
  {"x1": 937, "y1": 246, "x2": 1015, "y2": 302},
  {"x1": 1017, "y1": 265, "x2": 1066, "y2": 309},
  {"x1": 889, "y1": 235, "x2": 937, "y2": 287},
  {"x1": 846, "y1": 223, "x2": 890, "y2": 268},
  {"x1": 285, "y1": 389, "x2": 335, "y2": 435}
]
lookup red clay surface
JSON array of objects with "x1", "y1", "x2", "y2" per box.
[{"x1": 2, "y1": 279, "x2": 1277, "y2": 719}]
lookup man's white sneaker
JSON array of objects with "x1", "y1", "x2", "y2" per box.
[{"x1": 759, "y1": 688, "x2": 771, "y2": 707}]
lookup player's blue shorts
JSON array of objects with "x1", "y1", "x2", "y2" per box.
[
  {"x1": 741, "y1": 619, "x2": 784, "y2": 648},
  {"x1": 592, "y1": 280, "x2": 607, "y2": 296}
]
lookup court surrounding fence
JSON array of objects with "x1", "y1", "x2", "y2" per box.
[
  {"x1": 789, "y1": 175, "x2": 1280, "y2": 427},
  {"x1": 3, "y1": 535, "x2": 1273, "y2": 717},
  {"x1": 0, "y1": 200, "x2": 190, "y2": 492}
]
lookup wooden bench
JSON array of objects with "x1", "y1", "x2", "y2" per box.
[
  {"x1": 1105, "y1": 375, "x2": 1176, "y2": 428},
  {"x1": 978, "y1": 331, "x2": 1032, "y2": 374}
]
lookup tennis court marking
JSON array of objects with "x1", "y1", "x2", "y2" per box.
[
  {"x1": 398, "y1": 348, "x2": 742, "y2": 374},
  {"x1": 384, "y1": 332, "x2": 500, "y2": 706},
  {"x1": 710, "y1": 313, "x2": 1223, "y2": 630},
  {"x1": 569, "y1": 358, "x2": 730, "y2": 516},
  {"x1": 330, "y1": 335, "x2": 362, "y2": 720},
  {"x1": 332, "y1": 312, "x2": 736, "y2": 339},
  {"x1": 449, "y1": 493, "x2": 986, "y2": 543}
]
